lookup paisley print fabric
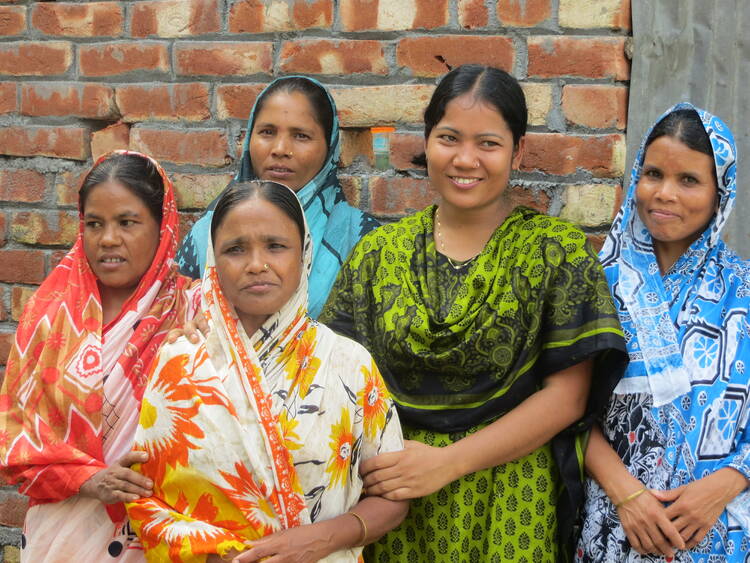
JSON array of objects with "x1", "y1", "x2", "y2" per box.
[
  {"x1": 176, "y1": 76, "x2": 379, "y2": 318},
  {"x1": 365, "y1": 424, "x2": 559, "y2": 563},
  {"x1": 0, "y1": 151, "x2": 200, "y2": 562},
  {"x1": 127, "y1": 185, "x2": 402, "y2": 562},
  {"x1": 320, "y1": 204, "x2": 627, "y2": 558},
  {"x1": 578, "y1": 104, "x2": 750, "y2": 562}
]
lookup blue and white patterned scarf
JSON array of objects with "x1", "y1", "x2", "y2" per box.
[
  {"x1": 600, "y1": 103, "x2": 746, "y2": 406},
  {"x1": 176, "y1": 76, "x2": 379, "y2": 318}
]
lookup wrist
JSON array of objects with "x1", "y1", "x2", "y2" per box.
[
  {"x1": 713, "y1": 467, "x2": 749, "y2": 502},
  {"x1": 443, "y1": 443, "x2": 468, "y2": 482},
  {"x1": 317, "y1": 516, "x2": 357, "y2": 555}
]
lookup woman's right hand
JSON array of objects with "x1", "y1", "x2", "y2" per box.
[
  {"x1": 616, "y1": 486, "x2": 685, "y2": 558},
  {"x1": 79, "y1": 450, "x2": 153, "y2": 504},
  {"x1": 166, "y1": 309, "x2": 208, "y2": 344}
]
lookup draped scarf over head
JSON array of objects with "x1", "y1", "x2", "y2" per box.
[
  {"x1": 128, "y1": 183, "x2": 401, "y2": 561},
  {"x1": 176, "y1": 76, "x2": 379, "y2": 317},
  {"x1": 0, "y1": 150, "x2": 199, "y2": 511},
  {"x1": 600, "y1": 103, "x2": 745, "y2": 406}
]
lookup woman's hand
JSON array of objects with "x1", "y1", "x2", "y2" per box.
[
  {"x1": 360, "y1": 440, "x2": 456, "y2": 500},
  {"x1": 231, "y1": 522, "x2": 339, "y2": 563},
  {"x1": 166, "y1": 310, "x2": 208, "y2": 344},
  {"x1": 615, "y1": 486, "x2": 685, "y2": 558},
  {"x1": 652, "y1": 468, "x2": 748, "y2": 549},
  {"x1": 79, "y1": 450, "x2": 152, "y2": 504}
]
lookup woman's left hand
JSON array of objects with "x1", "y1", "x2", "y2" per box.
[
  {"x1": 231, "y1": 524, "x2": 334, "y2": 563},
  {"x1": 360, "y1": 440, "x2": 457, "y2": 500},
  {"x1": 651, "y1": 468, "x2": 747, "y2": 549}
]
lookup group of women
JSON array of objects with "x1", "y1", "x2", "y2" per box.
[{"x1": 0, "y1": 64, "x2": 747, "y2": 563}]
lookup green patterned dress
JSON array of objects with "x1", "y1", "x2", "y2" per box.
[{"x1": 320, "y1": 206, "x2": 626, "y2": 562}]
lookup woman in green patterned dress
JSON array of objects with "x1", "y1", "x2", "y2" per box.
[{"x1": 319, "y1": 64, "x2": 628, "y2": 562}]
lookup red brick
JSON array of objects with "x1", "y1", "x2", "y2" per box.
[
  {"x1": 508, "y1": 185, "x2": 551, "y2": 214},
  {"x1": 0, "y1": 212, "x2": 5, "y2": 247},
  {"x1": 55, "y1": 169, "x2": 87, "y2": 207},
  {"x1": 0, "y1": 5, "x2": 25, "y2": 35},
  {"x1": 79, "y1": 42, "x2": 169, "y2": 77},
  {"x1": 21, "y1": 82, "x2": 116, "y2": 119},
  {"x1": 390, "y1": 133, "x2": 425, "y2": 170},
  {"x1": 280, "y1": 40, "x2": 386, "y2": 75},
  {"x1": 216, "y1": 84, "x2": 265, "y2": 120},
  {"x1": 497, "y1": 0, "x2": 551, "y2": 27},
  {"x1": 0, "y1": 41, "x2": 72, "y2": 76},
  {"x1": 0, "y1": 82, "x2": 16, "y2": 114},
  {"x1": 339, "y1": 129, "x2": 373, "y2": 168},
  {"x1": 130, "y1": 128, "x2": 231, "y2": 168},
  {"x1": 175, "y1": 42, "x2": 273, "y2": 76},
  {"x1": 369, "y1": 176, "x2": 437, "y2": 217},
  {"x1": 292, "y1": 0, "x2": 333, "y2": 29},
  {"x1": 339, "y1": 175, "x2": 363, "y2": 207},
  {"x1": 229, "y1": 0, "x2": 332, "y2": 32},
  {"x1": 131, "y1": 0, "x2": 220, "y2": 37},
  {"x1": 397, "y1": 35, "x2": 514, "y2": 77},
  {"x1": 171, "y1": 172, "x2": 234, "y2": 209},
  {"x1": 562, "y1": 85, "x2": 628, "y2": 129},
  {"x1": 91, "y1": 122, "x2": 131, "y2": 159},
  {"x1": 116, "y1": 83, "x2": 210, "y2": 122},
  {"x1": 0, "y1": 126, "x2": 89, "y2": 160},
  {"x1": 332, "y1": 85, "x2": 435, "y2": 127},
  {"x1": 0, "y1": 333, "x2": 14, "y2": 370},
  {"x1": 0, "y1": 169, "x2": 46, "y2": 203},
  {"x1": 521, "y1": 133, "x2": 625, "y2": 178},
  {"x1": 11, "y1": 286, "x2": 36, "y2": 322},
  {"x1": 0, "y1": 250, "x2": 46, "y2": 283},
  {"x1": 31, "y1": 2, "x2": 122, "y2": 37},
  {"x1": 340, "y1": 0, "x2": 449, "y2": 31},
  {"x1": 11, "y1": 211, "x2": 78, "y2": 246},
  {"x1": 458, "y1": 0, "x2": 488, "y2": 28},
  {"x1": 528, "y1": 37, "x2": 629, "y2": 80}
]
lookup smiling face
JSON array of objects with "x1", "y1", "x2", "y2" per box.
[
  {"x1": 82, "y1": 179, "x2": 160, "y2": 298},
  {"x1": 636, "y1": 135, "x2": 717, "y2": 266},
  {"x1": 213, "y1": 196, "x2": 303, "y2": 336},
  {"x1": 426, "y1": 92, "x2": 524, "y2": 213},
  {"x1": 249, "y1": 90, "x2": 329, "y2": 192}
]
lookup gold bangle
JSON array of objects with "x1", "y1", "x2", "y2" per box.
[
  {"x1": 348, "y1": 510, "x2": 368, "y2": 545},
  {"x1": 615, "y1": 486, "x2": 647, "y2": 508}
]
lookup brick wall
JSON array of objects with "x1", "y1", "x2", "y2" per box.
[{"x1": 0, "y1": 0, "x2": 631, "y2": 558}]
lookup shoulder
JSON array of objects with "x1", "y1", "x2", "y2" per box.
[{"x1": 514, "y1": 207, "x2": 592, "y2": 255}]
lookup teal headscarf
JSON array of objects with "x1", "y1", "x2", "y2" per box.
[{"x1": 176, "y1": 76, "x2": 379, "y2": 318}]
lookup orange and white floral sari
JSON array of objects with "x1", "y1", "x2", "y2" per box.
[
  {"x1": 0, "y1": 151, "x2": 200, "y2": 562},
  {"x1": 126, "y1": 192, "x2": 403, "y2": 562}
]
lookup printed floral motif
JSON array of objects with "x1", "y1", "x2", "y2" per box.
[{"x1": 326, "y1": 408, "x2": 354, "y2": 488}]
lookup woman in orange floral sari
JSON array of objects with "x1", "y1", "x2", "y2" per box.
[
  {"x1": 0, "y1": 151, "x2": 200, "y2": 562},
  {"x1": 126, "y1": 180, "x2": 406, "y2": 563}
]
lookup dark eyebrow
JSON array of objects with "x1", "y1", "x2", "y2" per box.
[
  {"x1": 84, "y1": 210, "x2": 142, "y2": 220},
  {"x1": 434, "y1": 125, "x2": 506, "y2": 140},
  {"x1": 260, "y1": 234, "x2": 293, "y2": 244}
]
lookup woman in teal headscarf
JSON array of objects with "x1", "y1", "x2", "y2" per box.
[{"x1": 177, "y1": 76, "x2": 378, "y2": 317}]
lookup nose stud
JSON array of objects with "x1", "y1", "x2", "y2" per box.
[
  {"x1": 263, "y1": 263, "x2": 270, "y2": 271},
  {"x1": 473, "y1": 161, "x2": 480, "y2": 169}
]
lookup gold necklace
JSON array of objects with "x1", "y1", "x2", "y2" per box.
[{"x1": 434, "y1": 207, "x2": 476, "y2": 270}]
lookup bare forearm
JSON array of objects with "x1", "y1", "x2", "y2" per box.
[
  {"x1": 712, "y1": 467, "x2": 749, "y2": 502},
  {"x1": 448, "y1": 360, "x2": 592, "y2": 479},
  {"x1": 315, "y1": 496, "x2": 408, "y2": 554},
  {"x1": 585, "y1": 424, "x2": 642, "y2": 502}
]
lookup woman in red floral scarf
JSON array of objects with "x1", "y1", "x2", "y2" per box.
[{"x1": 0, "y1": 151, "x2": 200, "y2": 562}]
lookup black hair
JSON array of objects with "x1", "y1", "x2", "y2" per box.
[
  {"x1": 253, "y1": 77, "x2": 334, "y2": 145},
  {"x1": 412, "y1": 64, "x2": 527, "y2": 167},
  {"x1": 210, "y1": 180, "x2": 305, "y2": 246},
  {"x1": 79, "y1": 153, "x2": 164, "y2": 224},
  {"x1": 645, "y1": 108, "x2": 714, "y2": 158}
]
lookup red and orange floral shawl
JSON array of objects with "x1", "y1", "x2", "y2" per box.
[
  {"x1": 126, "y1": 187, "x2": 403, "y2": 562},
  {"x1": 0, "y1": 151, "x2": 199, "y2": 512}
]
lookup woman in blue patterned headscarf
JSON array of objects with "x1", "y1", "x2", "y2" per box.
[
  {"x1": 577, "y1": 103, "x2": 750, "y2": 562},
  {"x1": 176, "y1": 76, "x2": 379, "y2": 318}
]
